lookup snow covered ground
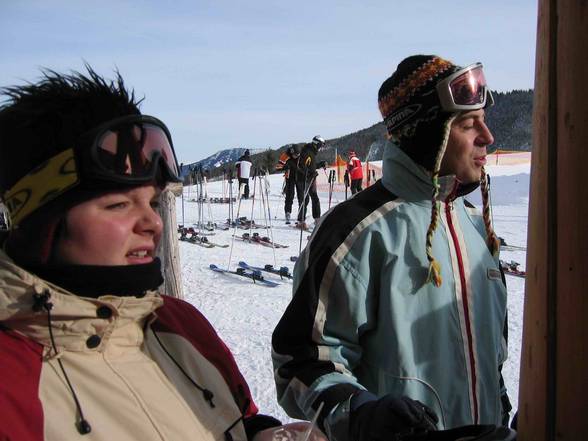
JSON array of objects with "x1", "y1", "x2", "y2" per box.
[{"x1": 175, "y1": 161, "x2": 530, "y2": 424}]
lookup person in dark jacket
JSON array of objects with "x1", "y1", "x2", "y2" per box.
[
  {"x1": 296, "y1": 135, "x2": 327, "y2": 230},
  {"x1": 280, "y1": 145, "x2": 302, "y2": 224},
  {"x1": 0, "y1": 67, "x2": 326, "y2": 441},
  {"x1": 235, "y1": 149, "x2": 252, "y2": 199}
]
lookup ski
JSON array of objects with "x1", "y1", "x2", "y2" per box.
[
  {"x1": 179, "y1": 234, "x2": 215, "y2": 248},
  {"x1": 499, "y1": 237, "x2": 526, "y2": 251},
  {"x1": 178, "y1": 228, "x2": 228, "y2": 248},
  {"x1": 208, "y1": 264, "x2": 280, "y2": 287},
  {"x1": 220, "y1": 218, "x2": 267, "y2": 230},
  {"x1": 233, "y1": 233, "x2": 270, "y2": 247},
  {"x1": 233, "y1": 233, "x2": 289, "y2": 248},
  {"x1": 195, "y1": 236, "x2": 229, "y2": 248},
  {"x1": 192, "y1": 222, "x2": 217, "y2": 232},
  {"x1": 501, "y1": 244, "x2": 527, "y2": 252},
  {"x1": 500, "y1": 259, "x2": 526, "y2": 278},
  {"x1": 238, "y1": 261, "x2": 293, "y2": 280},
  {"x1": 290, "y1": 223, "x2": 314, "y2": 233}
]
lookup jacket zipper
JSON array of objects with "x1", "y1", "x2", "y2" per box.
[{"x1": 445, "y1": 200, "x2": 479, "y2": 424}]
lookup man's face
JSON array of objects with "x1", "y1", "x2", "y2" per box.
[{"x1": 439, "y1": 109, "x2": 494, "y2": 184}]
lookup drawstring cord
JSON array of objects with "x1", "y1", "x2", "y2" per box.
[
  {"x1": 153, "y1": 329, "x2": 251, "y2": 439},
  {"x1": 32, "y1": 291, "x2": 92, "y2": 435},
  {"x1": 152, "y1": 329, "x2": 216, "y2": 408}
]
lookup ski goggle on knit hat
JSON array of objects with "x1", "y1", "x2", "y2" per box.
[
  {"x1": 2, "y1": 115, "x2": 181, "y2": 227},
  {"x1": 436, "y1": 62, "x2": 494, "y2": 110},
  {"x1": 382, "y1": 61, "x2": 494, "y2": 135}
]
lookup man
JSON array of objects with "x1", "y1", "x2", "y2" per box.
[
  {"x1": 235, "y1": 149, "x2": 252, "y2": 199},
  {"x1": 346, "y1": 150, "x2": 363, "y2": 194},
  {"x1": 272, "y1": 55, "x2": 511, "y2": 441},
  {"x1": 0, "y1": 68, "x2": 325, "y2": 441},
  {"x1": 296, "y1": 135, "x2": 326, "y2": 230},
  {"x1": 279, "y1": 145, "x2": 302, "y2": 224}
]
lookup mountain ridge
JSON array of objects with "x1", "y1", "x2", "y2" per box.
[{"x1": 182, "y1": 89, "x2": 533, "y2": 178}]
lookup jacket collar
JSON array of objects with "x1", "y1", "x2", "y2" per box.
[
  {"x1": 381, "y1": 141, "x2": 479, "y2": 203},
  {"x1": 0, "y1": 249, "x2": 163, "y2": 354}
]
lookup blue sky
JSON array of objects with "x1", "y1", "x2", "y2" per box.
[{"x1": 1, "y1": 0, "x2": 537, "y2": 163}]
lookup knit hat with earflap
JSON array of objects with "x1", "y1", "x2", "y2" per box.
[{"x1": 378, "y1": 55, "x2": 499, "y2": 286}]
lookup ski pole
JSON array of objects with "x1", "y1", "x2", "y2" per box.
[
  {"x1": 227, "y1": 183, "x2": 245, "y2": 271},
  {"x1": 298, "y1": 166, "x2": 310, "y2": 254},
  {"x1": 261, "y1": 171, "x2": 277, "y2": 267},
  {"x1": 248, "y1": 167, "x2": 258, "y2": 240},
  {"x1": 181, "y1": 176, "x2": 185, "y2": 227},
  {"x1": 328, "y1": 169, "x2": 335, "y2": 209},
  {"x1": 228, "y1": 169, "x2": 234, "y2": 224},
  {"x1": 204, "y1": 174, "x2": 214, "y2": 228}
]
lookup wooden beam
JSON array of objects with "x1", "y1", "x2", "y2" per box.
[
  {"x1": 518, "y1": 0, "x2": 588, "y2": 439},
  {"x1": 157, "y1": 183, "x2": 183, "y2": 299}
]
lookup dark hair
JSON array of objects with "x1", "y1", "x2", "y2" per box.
[{"x1": 0, "y1": 66, "x2": 142, "y2": 193}]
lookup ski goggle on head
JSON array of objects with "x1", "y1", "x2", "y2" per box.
[
  {"x1": 436, "y1": 62, "x2": 494, "y2": 111},
  {"x1": 2, "y1": 115, "x2": 181, "y2": 227}
]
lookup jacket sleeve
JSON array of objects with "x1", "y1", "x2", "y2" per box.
[{"x1": 271, "y1": 236, "x2": 375, "y2": 441}]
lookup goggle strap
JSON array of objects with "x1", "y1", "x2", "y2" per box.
[{"x1": 2, "y1": 149, "x2": 79, "y2": 226}]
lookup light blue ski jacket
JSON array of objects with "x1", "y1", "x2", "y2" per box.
[{"x1": 272, "y1": 143, "x2": 509, "y2": 440}]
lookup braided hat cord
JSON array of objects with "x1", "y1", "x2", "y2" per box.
[
  {"x1": 425, "y1": 115, "x2": 456, "y2": 287},
  {"x1": 480, "y1": 167, "x2": 500, "y2": 255}
]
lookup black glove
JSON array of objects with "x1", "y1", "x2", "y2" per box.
[
  {"x1": 349, "y1": 392, "x2": 438, "y2": 441},
  {"x1": 317, "y1": 160, "x2": 327, "y2": 169}
]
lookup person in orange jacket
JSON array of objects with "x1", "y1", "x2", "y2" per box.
[{"x1": 347, "y1": 150, "x2": 364, "y2": 194}]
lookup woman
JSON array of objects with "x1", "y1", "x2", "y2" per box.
[{"x1": 0, "y1": 69, "x2": 324, "y2": 441}]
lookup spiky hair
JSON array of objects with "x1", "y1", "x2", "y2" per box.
[{"x1": 0, "y1": 65, "x2": 143, "y2": 192}]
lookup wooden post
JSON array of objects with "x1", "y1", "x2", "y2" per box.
[
  {"x1": 157, "y1": 182, "x2": 184, "y2": 299},
  {"x1": 518, "y1": 0, "x2": 588, "y2": 439}
]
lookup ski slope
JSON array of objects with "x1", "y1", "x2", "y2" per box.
[{"x1": 176, "y1": 161, "x2": 530, "y2": 424}]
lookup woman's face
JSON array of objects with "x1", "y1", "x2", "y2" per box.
[{"x1": 55, "y1": 185, "x2": 163, "y2": 266}]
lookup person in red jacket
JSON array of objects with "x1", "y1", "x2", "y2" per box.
[
  {"x1": 347, "y1": 150, "x2": 364, "y2": 194},
  {"x1": 0, "y1": 67, "x2": 326, "y2": 441}
]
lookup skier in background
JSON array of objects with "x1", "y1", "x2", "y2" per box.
[
  {"x1": 296, "y1": 135, "x2": 327, "y2": 230},
  {"x1": 346, "y1": 150, "x2": 364, "y2": 194},
  {"x1": 235, "y1": 149, "x2": 252, "y2": 199},
  {"x1": 279, "y1": 145, "x2": 302, "y2": 224},
  {"x1": 0, "y1": 67, "x2": 326, "y2": 441},
  {"x1": 272, "y1": 55, "x2": 511, "y2": 441}
]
